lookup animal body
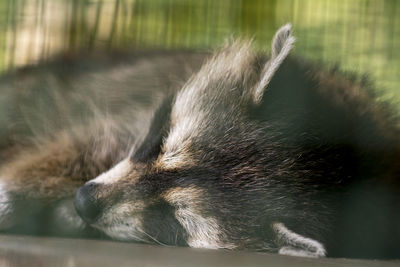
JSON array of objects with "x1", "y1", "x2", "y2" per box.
[{"x1": 0, "y1": 25, "x2": 399, "y2": 259}]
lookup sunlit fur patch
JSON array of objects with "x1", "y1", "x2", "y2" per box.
[
  {"x1": 157, "y1": 41, "x2": 260, "y2": 171},
  {"x1": 154, "y1": 150, "x2": 194, "y2": 171},
  {"x1": 92, "y1": 201, "x2": 147, "y2": 242},
  {"x1": 91, "y1": 158, "x2": 137, "y2": 185},
  {"x1": 163, "y1": 186, "x2": 236, "y2": 249}
]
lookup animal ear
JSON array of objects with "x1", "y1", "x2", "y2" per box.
[{"x1": 252, "y1": 24, "x2": 295, "y2": 104}]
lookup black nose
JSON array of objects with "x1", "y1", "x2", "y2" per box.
[{"x1": 74, "y1": 182, "x2": 102, "y2": 224}]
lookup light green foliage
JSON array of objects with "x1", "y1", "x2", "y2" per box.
[{"x1": 0, "y1": 0, "x2": 399, "y2": 109}]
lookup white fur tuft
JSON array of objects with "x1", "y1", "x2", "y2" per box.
[
  {"x1": 91, "y1": 159, "x2": 133, "y2": 185},
  {"x1": 175, "y1": 208, "x2": 235, "y2": 249},
  {"x1": 272, "y1": 222, "x2": 326, "y2": 258},
  {"x1": 0, "y1": 180, "x2": 13, "y2": 229}
]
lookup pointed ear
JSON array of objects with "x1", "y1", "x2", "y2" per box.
[{"x1": 252, "y1": 24, "x2": 296, "y2": 104}]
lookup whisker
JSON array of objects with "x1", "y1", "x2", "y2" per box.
[{"x1": 138, "y1": 229, "x2": 172, "y2": 247}]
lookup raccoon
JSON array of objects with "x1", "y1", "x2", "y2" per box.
[{"x1": 0, "y1": 24, "x2": 399, "y2": 259}]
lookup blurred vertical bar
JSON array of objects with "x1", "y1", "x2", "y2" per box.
[{"x1": 0, "y1": 0, "x2": 398, "y2": 110}]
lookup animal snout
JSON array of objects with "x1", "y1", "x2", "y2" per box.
[{"x1": 74, "y1": 182, "x2": 103, "y2": 224}]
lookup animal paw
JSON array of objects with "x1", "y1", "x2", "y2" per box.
[{"x1": 272, "y1": 222, "x2": 326, "y2": 258}]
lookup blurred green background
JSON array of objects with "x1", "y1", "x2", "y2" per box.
[{"x1": 0, "y1": 0, "x2": 399, "y2": 107}]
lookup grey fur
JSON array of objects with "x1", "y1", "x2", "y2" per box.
[{"x1": 0, "y1": 25, "x2": 399, "y2": 259}]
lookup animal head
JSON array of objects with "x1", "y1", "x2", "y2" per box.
[{"x1": 74, "y1": 24, "x2": 295, "y2": 249}]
